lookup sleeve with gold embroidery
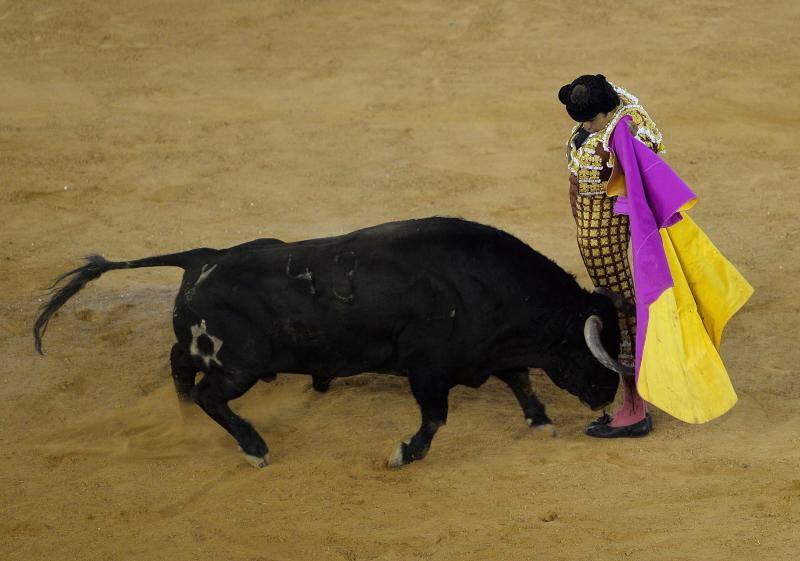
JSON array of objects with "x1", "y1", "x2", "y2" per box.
[{"x1": 628, "y1": 110, "x2": 666, "y2": 154}]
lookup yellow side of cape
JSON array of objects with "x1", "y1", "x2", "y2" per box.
[{"x1": 636, "y1": 214, "x2": 754, "y2": 423}]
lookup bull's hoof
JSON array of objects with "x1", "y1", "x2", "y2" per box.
[
  {"x1": 239, "y1": 445, "x2": 270, "y2": 468},
  {"x1": 387, "y1": 440, "x2": 430, "y2": 468},
  {"x1": 387, "y1": 441, "x2": 410, "y2": 468},
  {"x1": 243, "y1": 451, "x2": 270, "y2": 469},
  {"x1": 527, "y1": 419, "x2": 558, "y2": 437}
]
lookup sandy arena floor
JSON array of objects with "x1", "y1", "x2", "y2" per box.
[{"x1": 2, "y1": 1, "x2": 799, "y2": 560}]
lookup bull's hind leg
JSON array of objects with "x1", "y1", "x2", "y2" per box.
[
  {"x1": 495, "y1": 370, "x2": 557, "y2": 436},
  {"x1": 388, "y1": 373, "x2": 451, "y2": 468},
  {"x1": 190, "y1": 369, "x2": 269, "y2": 468},
  {"x1": 170, "y1": 343, "x2": 196, "y2": 403}
]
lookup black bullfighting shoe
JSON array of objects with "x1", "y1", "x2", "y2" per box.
[{"x1": 585, "y1": 413, "x2": 652, "y2": 438}]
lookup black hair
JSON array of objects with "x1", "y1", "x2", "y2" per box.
[{"x1": 558, "y1": 74, "x2": 620, "y2": 122}]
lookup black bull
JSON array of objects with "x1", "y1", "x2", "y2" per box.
[{"x1": 34, "y1": 217, "x2": 627, "y2": 468}]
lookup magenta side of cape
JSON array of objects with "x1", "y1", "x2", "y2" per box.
[{"x1": 609, "y1": 116, "x2": 697, "y2": 377}]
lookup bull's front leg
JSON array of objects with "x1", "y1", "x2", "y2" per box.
[
  {"x1": 388, "y1": 372, "x2": 451, "y2": 468},
  {"x1": 495, "y1": 370, "x2": 557, "y2": 437}
]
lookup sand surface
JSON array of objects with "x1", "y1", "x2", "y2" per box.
[{"x1": 2, "y1": 1, "x2": 799, "y2": 560}]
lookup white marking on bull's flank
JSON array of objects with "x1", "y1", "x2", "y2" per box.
[
  {"x1": 285, "y1": 254, "x2": 316, "y2": 294},
  {"x1": 195, "y1": 264, "x2": 217, "y2": 287},
  {"x1": 332, "y1": 288, "x2": 354, "y2": 303},
  {"x1": 189, "y1": 319, "x2": 224, "y2": 368}
]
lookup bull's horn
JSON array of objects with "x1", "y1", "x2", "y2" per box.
[{"x1": 583, "y1": 315, "x2": 635, "y2": 377}]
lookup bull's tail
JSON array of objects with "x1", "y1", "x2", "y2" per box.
[{"x1": 33, "y1": 248, "x2": 218, "y2": 354}]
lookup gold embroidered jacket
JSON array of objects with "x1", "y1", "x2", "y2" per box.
[{"x1": 567, "y1": 84, "x2": 665, "y2": 197}]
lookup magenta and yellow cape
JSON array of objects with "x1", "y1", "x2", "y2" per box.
[{"x1": 607, "y1": 116, "x2": 753, "y2": 424}]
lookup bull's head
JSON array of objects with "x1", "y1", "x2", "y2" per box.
[{"x1": 543, "y1": 289, "x2": 631, "y2": 410}]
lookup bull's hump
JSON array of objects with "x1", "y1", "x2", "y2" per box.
[
  {"x1": 353, "y1": 216, "x2": 522, "y2": 248},
  {"x1": 201, "y1": 216, "x2": 561, "y2": 284}
]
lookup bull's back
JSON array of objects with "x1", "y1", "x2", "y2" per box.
[
  {"x1": 203, "y1": 217, "x2": 551, "y2": 318},
  {"x1": 179, "y1": 217, "x2": 576, "y2": 374}
]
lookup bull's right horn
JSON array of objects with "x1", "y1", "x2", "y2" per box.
[{"x1": 583, "y1": 315, "x2": 635, "y2": 377}]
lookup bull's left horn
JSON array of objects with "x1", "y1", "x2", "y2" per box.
[{"x1": 583, "y1": 315, "x2": 635, "y2": 377}]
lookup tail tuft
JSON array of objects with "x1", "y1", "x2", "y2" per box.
[
  {"x1": 34, "y1": 254, "x2": 115, "y2": 354},
  {"x1": 33, "y1": 247, "x2": 218, "y2": 355}
]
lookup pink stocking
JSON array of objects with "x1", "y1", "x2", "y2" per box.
[{"x1": 610, "y1": 375, "x2": 648, "y2": 427}]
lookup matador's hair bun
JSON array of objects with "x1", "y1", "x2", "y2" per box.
[{"x1": 558, "y1": 74, "x2": 620, "y2": 122}]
